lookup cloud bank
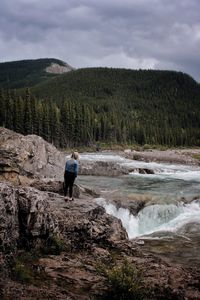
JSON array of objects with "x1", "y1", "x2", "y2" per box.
[{"x1": 0, "y1": 0, "x2": 200, "y2": 81}]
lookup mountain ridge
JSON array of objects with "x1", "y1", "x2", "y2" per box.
[
  {"x1": 0, "y1": 58, "x2": 200, "y2": 147},
  {"x1": 0, "y1": 58, "x2": 74, "y2": 89}
]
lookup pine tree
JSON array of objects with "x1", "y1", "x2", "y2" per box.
[
  {"x1": 0, "y1": 89, "x2": 6, "y2": 126},
  {"x1": 23, "y1": 88, "x2": 32, "y2": 134},
  {"x1": 5, "y1": 90, "x2": 14, "y2": 130}
]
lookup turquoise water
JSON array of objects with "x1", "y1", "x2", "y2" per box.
[
  {"x1": 77, "y1": 152, "x2": 200, "y2": 200},
  {"x1": 77, "y1": 152, "x2": 200, "y2": 267}
]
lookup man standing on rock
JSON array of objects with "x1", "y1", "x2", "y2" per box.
[{"x1": 64, "y1": 151, "x2": 79, "y2": 201}]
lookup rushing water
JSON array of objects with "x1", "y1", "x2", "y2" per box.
[
  {"x1": 78, "y1": 152, "x2": 200, "y2": 198},
  {"x1": 77, "y1": 152, "x2": 200, "y2": 267},
  {"x1": 96, "y1": 198, "x2": 200, "y2": 238}
]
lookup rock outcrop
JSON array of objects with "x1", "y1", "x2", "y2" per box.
[
  {"x1": 0, "y1": 181, "x2": 120, "y2": 251},
  {"x1": 0, "y1": 127, "x2": 65, "y2": 181},
  {"x1": 45, "y1": 62, "x2": 74, "y2": 74}
]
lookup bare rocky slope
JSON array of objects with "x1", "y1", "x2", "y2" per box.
[
  {"x1": 45, "y1": 62, "x2": 74, "y2": 74},
  {"x1": 0, "y1": 128, "x2": 200, "y2": 299}
]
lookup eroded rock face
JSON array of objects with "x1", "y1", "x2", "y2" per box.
[
  {"x1": 0, "y1": 127, "x2": 65, "y2": 180},
  {"x1": 62, "y1": 203, "x2": 127, "y2": 250},
  {"x1": 0, "y1": 182, "x2": 60, "y2": 251},
  {"x1": 0, "y1": 181, "x2": 127, "y2": 254},
  {"x1": 45, "y1": 62, "x2": 74, "y2": 74},
  {"x1": 17, "y1": 187, "x2": 60, "y2": 246},
  {"x1": 0, "y1": 182, "x2": 19, "y2": 253}
]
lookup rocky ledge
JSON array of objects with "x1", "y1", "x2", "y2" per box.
[{"x1": 1, "y1": 180, "x2": 200, "y2": 299}]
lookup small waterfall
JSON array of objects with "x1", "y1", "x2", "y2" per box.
[
  {"x1": 96, "y1": 198, "x2": 200, "y2": 239},
  {"x1": 96, "y1": 198, "x2": 138, "y2": 238},
  {"x1": 108, "y1": 205, "x2": 139, "y2": 236},
  {"x1": 137, "y1": 204, "x2": 183, "y2": 235}
]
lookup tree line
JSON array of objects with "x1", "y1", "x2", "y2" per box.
[{"x1": 0, "y1": 87, "x2": 200, "y2": 148}]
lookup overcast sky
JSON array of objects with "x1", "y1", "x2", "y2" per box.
[{"x1": 0, "y1": 0, "x2": 200, "y2": 81}]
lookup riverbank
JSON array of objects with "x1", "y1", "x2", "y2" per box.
[
  {"x1": 64, "y1": 146, "x2": 200, "y2": 166},
  {"x1": 121, "y1": 148, "x2": 200, "y2": 166}
]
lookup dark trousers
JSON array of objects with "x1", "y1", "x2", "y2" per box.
[{"x1": 64, "y1": 171, "x2": 76, "y2": 197}]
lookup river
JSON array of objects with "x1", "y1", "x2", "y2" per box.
[{"x1": 77, "y1": 152, "x2": 200, "y2": 267}]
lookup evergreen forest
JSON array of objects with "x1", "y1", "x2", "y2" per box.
[{"x1": 0, "y1": 59, "x2": 200, "y2": 148}]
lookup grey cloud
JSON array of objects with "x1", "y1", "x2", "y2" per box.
[{"x1": 0, "y1": 0, "x2": 200, "y2": 81}]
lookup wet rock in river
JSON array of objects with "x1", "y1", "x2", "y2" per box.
[{"x1": 79, "y1": 160, "x2": 129, "y2": 176}]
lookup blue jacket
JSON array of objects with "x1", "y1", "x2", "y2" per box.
[{"x1": 65, "y1": 159, "x2": 78, "y2": 176}]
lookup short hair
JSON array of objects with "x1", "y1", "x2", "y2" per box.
[{"x1": 71, "y1": 151, "x2": 79, "y2": 160}]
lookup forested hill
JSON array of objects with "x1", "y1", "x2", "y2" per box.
[
  {"x1": 0, "y1": 58, "x2": 74, "y2": 89},
  {"x1": 32, "y1": 67, "x2": 200, "y2": 105},
  {"x1": 0, "y1": 62, "x2": 200, "y2": 148}
]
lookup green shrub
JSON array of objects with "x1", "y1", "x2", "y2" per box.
[{"x1": 99, "y1": 259, "x2": 146, "y2": 300}]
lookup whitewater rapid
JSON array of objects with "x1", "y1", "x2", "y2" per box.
[
  {"x1": 79, "y1": 152, "x2": 200, "y2": 240},
  {"x1": 96, "y1": 198, "x2": 200, "y2": 239},
  {"x1": 80, "y1": 152, "x2": 200, "y2": 182}
]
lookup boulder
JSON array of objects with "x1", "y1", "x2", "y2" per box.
[
  {"x1": 0, "y1": 181, "x2": 59, "y2": 251},
  {"x1": 128, "y1": 167, "x2": 155, "y2": 174},
  {"x1": 0, "y1": 127, "x2": 65, "y2": 180}
]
